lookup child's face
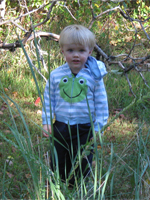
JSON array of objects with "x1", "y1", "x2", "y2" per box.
[{"x1": 61, "y1": 43, "x2": 92, "y2": 74}]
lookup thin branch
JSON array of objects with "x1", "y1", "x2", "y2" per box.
[
  {"x1": 135, "y1": 66, "x2": 150, "y2": 89},
  {"x1": 89, "y1": 6, "x2": 120, "y2": 29},
  {"x1": 120, "y1": 9, "x2": 150, "y2": 23},
  {"x1": 124, "y1": 73, "x2": 136, "y2": 97},
  {"x1": 0, "y1": 2, "x2": 49, "y2": 26},
  {"x1": 97, "y1": 6, "x2": 120, "y2": 19},
  {"x1": 57, "y1": 3, "x2": 77, "y2": 21},
  {"x1": 117, "y1": 61, "x2": 136, "y2": 97},
  {"x1": 22, "y1": 30, "x2": 33, "y2": 45},
  {"x1": 118, "y1": 61, "x2": 125, "y2": 70},
  {"x1": 11, "y1": 20, "x2": 28, "y2": 32},
  {"x1": 36, "y1": 36, "x2": 48, "y2": 72},
  {"x1": 108, "y1": 54, "x2": 148, "y2": 61},
  {"x1": 124, "y1": 55, "x2": 150, "y2": 73},
  {"x1": 94, "y1": 44, "x2": 109, "y2": 60},
  {"x1": 32, "y1": 1, "x2": 57, "y2": 30},
  {"x1": 28, "y1": 55, "x2": 47, "y2": 82},
  {"x1": 88, "y1": 0, "x2": 96, "y2": 28},
  {"x1": 140, "y1": 22, "x2": 150, "y2": 40},
  {"x1": 123, "y1": 32, "x2": 137, "y2": 62}
]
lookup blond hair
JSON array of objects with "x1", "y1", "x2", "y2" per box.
[{"x1": 59, "y1": 24, "x2": 95, "y2": 50}]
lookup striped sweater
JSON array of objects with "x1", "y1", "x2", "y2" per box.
[{"x1": 42, "y1": 56, "x2": 109, "y2": 131}]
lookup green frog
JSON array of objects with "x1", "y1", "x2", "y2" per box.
[{"x1": 59, "y1": 75, "x2": 88, "y2": 103}]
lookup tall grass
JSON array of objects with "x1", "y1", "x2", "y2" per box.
[
  {"x1": 0, "y1": 89, "x2": 114, "y2": 199},
  {"x1": 0, "y1": 33, "x2": 150, "y2": 199}
]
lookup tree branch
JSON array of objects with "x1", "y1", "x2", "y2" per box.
[
  {"x1": 0, "y1": 1, "x2": 150, "y2": 96},
  {"x1": 120, "y1": 9, "x2": 150, "y2": 23},
  {"x1": 32, "y1": 1, "x2": 57, "y2": 30},
  {"x1": 0, "y1": 2, "x2": 49, "y2": 26},
  {"x1": 89, "y1": 6, "x2": 120, "y2": 29},
  {"x1": 0, "y1": 31, "x2": 59, "y2": 50},
  {"x1": 57, "y1": 3, "x2": 77, "y2": 21}
]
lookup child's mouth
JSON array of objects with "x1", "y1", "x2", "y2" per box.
[{"x1": 73, "y1": 60, "x2": 80, "y2": 63}]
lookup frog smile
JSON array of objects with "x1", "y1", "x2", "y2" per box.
[
  {"x1": 59, "y1": 75, "x2": 87, "y2": 103},
  {"x1": 63, "y1": 89, "x2": 82, "y2": 98}
]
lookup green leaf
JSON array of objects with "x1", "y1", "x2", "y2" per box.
[{"x1": 110, "y1": 70, "x2": 123, "y2": 75}]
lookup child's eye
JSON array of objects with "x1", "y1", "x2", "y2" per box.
[
  {"x1": 80, "y1": 49, "x2": 85, "y2": 52},
  {"x1": 67, "y1": 49, "x2": 73, "y2": 52}
]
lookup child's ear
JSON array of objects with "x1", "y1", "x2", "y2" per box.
[
  {"x1": 61, "y1": 48, "x2": 66, "y2": 61},
  {"x1": 89, "y1": 50, "x2": 93, "y2": 55}
]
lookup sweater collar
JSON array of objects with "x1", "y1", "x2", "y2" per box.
[
  {"x1": 85, "y1": 56, "x2": 102, "y2": 81},
  {"x1": 63, "y1": 56, "x2": 107, "y2": 80}
]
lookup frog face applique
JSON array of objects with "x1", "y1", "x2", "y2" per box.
[{"x1": 59, "y1": 75, "x2": 88, "y2": 103}]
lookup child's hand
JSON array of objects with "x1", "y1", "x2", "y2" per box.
[{"x1": 43, "y1": 125, "x2": 51, "y2": 137}]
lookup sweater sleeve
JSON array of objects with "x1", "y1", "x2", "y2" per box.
[
  {"x1": 42, "y1": 73, "x2": 55, "y2": 125},
  {"x1": 94, "y1": 78, "x2": 109, "y2": 132}
]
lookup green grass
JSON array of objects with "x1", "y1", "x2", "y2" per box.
[
  {"x1": 0, "y1": 95, "x2": 149, "y2": 199},
  {"x1": 106, "y1": 70, "x2": 150, "y2": 123},
  {"x1": 0, "y1": 37, "x2": 150, "y2": 199},
  {"x1": 1, "y1": 1, "x2": 150, "y2": 198}
]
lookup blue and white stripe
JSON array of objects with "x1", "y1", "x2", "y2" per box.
[{"x1": 42, "y1": 58, "x2": 109, "y2": 131}]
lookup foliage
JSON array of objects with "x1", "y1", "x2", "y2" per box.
[
  {"x1": 0, "y1": 0, "x2": 150, "y2": 199},
  {"x1": 0, "y1": 69, "x2": 150, "y2": 198}
]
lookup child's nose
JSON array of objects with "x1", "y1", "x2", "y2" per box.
[{"x1": 74, "y1": 51, "x2": 79, "y2": 57}]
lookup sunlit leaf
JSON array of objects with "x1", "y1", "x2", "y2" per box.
[
  {"x1": 115, "y1": 25, "x2": 119, "y2": 30},
  {"x1": 7, "y1": 172, "x2": 14, "y2": 178},
  {"x1": 7, "y1": 69, "x2": 12, "y2": 74},
  {"x1": 4, "y1": 88, "x2": 9, "y2": 91},
  {"x1": 37, "y1": 110, "x2": 42, "y2": 115},
  {"x1": 25, "y1": 174, "x2": 32, "y2": 178},
  {"x1": 4, "y1": 130, "x2": 11, "y2": 133},
  {"x1": 10, "y1": 103, "x2": 14, "y2": 107},
  {"x1": 34, "y1": 97, "x2": 41, "y2": 106},
  {"x1": 12, "y1": 91, "x2": 18, "y2": 97}
]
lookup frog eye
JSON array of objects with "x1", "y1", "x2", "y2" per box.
[
  {"x1": 63, "y1": 77, "x2": 68, "y2": 83},
  {"x1": 79, "y1": 79, "x2": 84, "y2": 84}
]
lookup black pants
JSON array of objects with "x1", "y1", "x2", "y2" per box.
[{"x1": 50, "y1": 121, "x2": 93, "y2": 186}]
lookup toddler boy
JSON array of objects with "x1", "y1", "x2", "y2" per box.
[{"x1": 42, "y1": 24, "x2": 109, "y2": 187}]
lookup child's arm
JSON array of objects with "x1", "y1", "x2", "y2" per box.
[
  {"x1": 43, "y1": 124, "x2": 51, "y2": 137},
  {"x1": 42, "y1": 73, "x2": 55, "y2": 126},
  {"x1": 94, "y1": 78, "x2": 109, "y2": 132}
]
